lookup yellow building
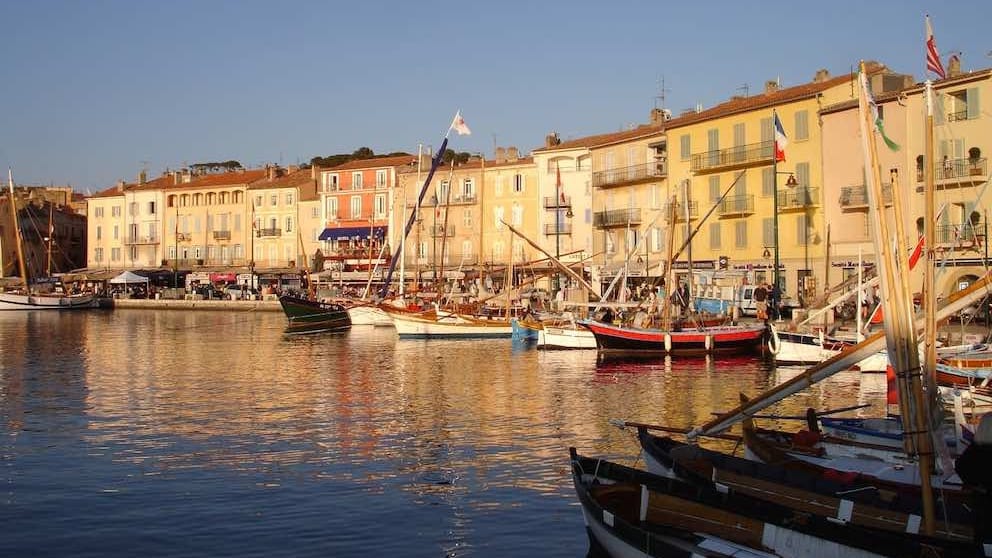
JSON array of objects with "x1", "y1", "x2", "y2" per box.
[
  {"x1": 393, "y1": 148, "x2": 538, "y2": 290},
  {"x1": 822, "y1": 62, "x2": 992, "y2": 298},
  {"x1": 664, "y1": 70, "x2": 860, "y2": 306}
]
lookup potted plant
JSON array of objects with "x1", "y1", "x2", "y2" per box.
[{"x1": 968, "y1": 146, "x2": 983, "y2": 175}]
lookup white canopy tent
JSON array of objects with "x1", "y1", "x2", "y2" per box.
[{"x1": 109, "y1": 271, "x2": 149, "y2": 285}]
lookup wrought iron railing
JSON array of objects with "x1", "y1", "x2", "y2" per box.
[
  {"x1": 543, "y1": 195, "x2": 573, "y2": 209},
  {"x1": 258, "y1": 228, "x2": 282, "y2": 237},
  {"x1": 916, "y1": 157, "x2": 987, "y2": 182},
  {"x1": 592, "y1": 161, "x2": 667, "y2": 188},
  {"x1": 777, "y1": 187, "x2": 819, "y2": 210},
  {"x1": 717, "y1": 195, "x2": 754, "y2": 216},
  {"x1": 593, "y1": 208, "x2": 642, "y2": 228},
  {"x1": 936, "y1": 222, "x2": 984, "y2": 245},
  {"x1": 543, "y1": 223, "x2": 573, "y2": 235},
  {"x1": 947, "y1": 110, "x2": 969, "y2": 122},
  {"x1": 430, "y1": 225, "x2": 455, "y2": 237},
  {"x1": 690, "y1": 141, "x2": 774, "y2": 172},
  {"x1": 125, "y1": 235, "x2": 159, "y2": 245},
  {"x1": 663, "y1": 201, "x2": 699, "y2": 220},
  {"x1": 838, "y1": 184, "x2": 893, "y2": 208},
  {"x1": 212, "y1": 230, "x2": 231, "y2": 240}
]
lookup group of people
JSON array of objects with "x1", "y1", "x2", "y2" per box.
[{"x1": 752, "y1": 282, "x2": 781, "y2": 321}]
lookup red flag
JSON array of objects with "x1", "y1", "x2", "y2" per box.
[
  {"x1": 885, "y1": 365, "x2": 899, "y2": 406},
  {"x1": 925, "y1": 15, "x2": 946, "y2": 79},
  {"x1": 908, "y1": 234, "x2": 925, "y2": 269},
  {"x1": 556, "y1": 163, "x2": 566, "y2": 203}
]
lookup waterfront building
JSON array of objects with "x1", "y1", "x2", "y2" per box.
[
  {"x1": 393, "y1": 149, "x2": 539, "y2": 292},
  {"x1": 247, "y1": 166, "x2": 320, "y2": 278},
  {"x1": 822, "y1": 59, "x2": 992, "y2": 298},
  {"x1": 318, "y1": 155, "x2": 415, "y2": 287},
  {"x1": 1, "y1": 184, "x2": 87, "y2": 279},
  {"x1": 663, "y1": 69, "x2": 861, "y2": 307}
]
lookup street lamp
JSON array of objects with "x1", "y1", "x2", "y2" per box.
[
  {"x1": 553, "y1": 164, "x2": 573, "y2": 298},
  {"x1": 772, "y1": 171, "x2": 798, "y2": 294}
]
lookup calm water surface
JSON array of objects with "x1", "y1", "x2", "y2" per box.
[{"x1": 0, "y1": 310, "x2": 885, "y2": 557}]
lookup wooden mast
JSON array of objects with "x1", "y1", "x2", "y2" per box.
[
  {"x1": 857, "y1": 62, "x2": 936, "y2": 535},
  {"x1": 7, "y1": 169, "x2": 30, "y2": 290},
  {"x1": 46, "y1": 202, "x2": 54, "y2": 277}
]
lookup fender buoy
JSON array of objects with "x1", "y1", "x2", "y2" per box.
[
  {"x1": 664, "y1": 333, "x2": 672, "y2": 353},
  {"x1": 767, "y1": 326, "x2": 781, "y2": 355},
  {"x1": 704, "y1": 334, "x2": 713, "y2": 352}
]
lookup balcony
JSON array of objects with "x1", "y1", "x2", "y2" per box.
[
  {"x1": 776, "y1": 187, "x2": 819, "y2": 212},
  {"x1": 544, "y1": 195, "x2": 573, "y2": 209},
  {"x1": 936, "y1": 222, "x2": 985, "y2": 249},
  {"x1": 915, "y1": 157, "x2": 988, "y2": 189},
  {"x1": 175, "y1": 232, "x2": 192, "y2": 242},
  {"x1": 593, "y1": 208, "x2": 642, "y2": 229},
  {"x1": 947, "y1": 110, "x2": 969, "y2": 122},
  {"x1": 449, "y1": 193, "x2": 478, "y2": 204},
  {"x1": 212, "y1": 230, "x2": 231, "y2": 241},
  {"x1": 544, "y1": 222, "x2": 573, "y2": 236},
  {"x1": 125, "y1": 235, "x2": 159, "y2": 245},
  {"x1": 717, "y1": 195, "x2": 754, "y2": 217},
  {"x1": 257, "y1": 228, "x2": 282, "y2": 237},
  {"x1": 690, "y1": 141, "x2": 774, "y2": 173},
  {"x1": 201, "y1": 258, "x2": 249, "y2": 267},
  {"x1": 662, "y1": 201, "x2": 699, "y2": 222},
  {"x1": 839, "y1": 184, "x2": 893, "y2": 210},
  {"x1": 592, "y1": 161, "x2": 667, "y2": 189},
  {"x1": 162, "y1": 258, "x2": 205, "y2": 268},
  {"x1": 430, "y1": 224, "x2": 455, "y2": 237}
]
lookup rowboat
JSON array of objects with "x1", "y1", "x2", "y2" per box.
[{"x1": 580, "y1": 319, "x2": 766, "y2": 356}]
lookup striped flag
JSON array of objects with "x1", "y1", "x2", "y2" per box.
[
  {"x1": 925, "y1": 15, "x2": 946, "y2": 79},
  {"x1": 773, "y1": 113, "x2": 787, "y2": 162},
  {"x1": 556, "y1": 163, "x2": 566, "y2": 203}
]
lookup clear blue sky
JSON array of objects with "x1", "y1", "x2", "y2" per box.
[{"x1": 1, "y1": 0, "x2": 989, "y2": 192}]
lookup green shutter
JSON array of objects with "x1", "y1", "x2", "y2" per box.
[{"x1": 967, "y1": 88, "x2": 980, "y2": 120}]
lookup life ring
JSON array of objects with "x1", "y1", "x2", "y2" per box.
[
  {"x1": 767, "y1": 325, "x2": 781, "y2": 355},
  {"x1": 664, "y1": 333, "x2": 672, "y2": 353},
  {"x1": 704, "y1": 334, "x2": 713, "y2": 352}
]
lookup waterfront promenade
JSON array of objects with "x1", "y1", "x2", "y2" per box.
[{"x1": 109, "y1": 298, "x2": 282, "y2": 312}]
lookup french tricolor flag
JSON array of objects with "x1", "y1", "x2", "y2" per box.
[{"x1": 774, "y1": 113, "x2": 788, "y2": 162}]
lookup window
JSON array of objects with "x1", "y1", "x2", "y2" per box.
[
  {"x1": 96, "y1": 226, "x2": 102, "y2": 240},
  {"x1": 94, "y1": 247, "x2": 103, "y2": 262},
  {"x1": 112, "y1": 206, "x2": 121, "y2": 217},
  {"x1": 113, "y1": 225, "x2": 119, "y2": 240},
  {"x1": 327, "y1": 197, "x2": 339, "y2": 219},
  {"x1": 438, "y1": 180, "x2": 450, "y2": 201},
  {"x1": 794, "y1": 110, "x2": 809, "y2": 141},
  {"x1": 374, "y1": 194, "x2": 386, "y2": 218},
  {"x1": 709, "y1": 176, "x2": 720, "y2": 203},
  {"x1": 495, "y1": 175, "x2": 503, "y2": 196},
  {"x1": 679, "y1": 134, "x2": 691, "y2": 160},
  {"x1": 376, "y1": 169, "x2": 388, "y2": 188},
  {"x1": 762, "y1": 167, "x2": 774, "y2": 197},
  {"x1": 270, "y1": 194, "x2": 278, "y2": 206},
  {"x1": 650, "y1": 227, "x2": 663, "y2": 252},
  {"x1": 94, "y1": 207, "x2": 104, "y2": 218},
  {"x1": 286, "y1": 192, "x2": 294, "y2": 205},
  {"x1": 417, "y1": 241, "x2": 428, "y2": 259},
  {"x1": 254, "y1": 195, "x2": 263, "y2": 208},
  {"x1": 493, "y1": 241, "x2": 504, "y2": 260},
  {"x1": 129, "y1": 202, "x2": 138, "y2": 216},
  {"x1": 352, "y1": 172, "x2": 363, "y2": 190},
  {"x1": 796, "y1": 214, "x2": 808, "y2": 245},
  {"x1": 735, "y1": 221, "x2": 747, "y2": 248},
  {"x1": 605, "y1": 231, "x2": 616, "y2": 254},
  {"x1": 511, "y1": 203, "x2": 523, "y2": 226},
  {"x1": 494, "y1": 206, "x2": 505, "y2": 230},
  {"x1": 463, "y1": 178, "x2": 475, "y2": 199},
  {"x1": 148, "y1": 201, "x2": 156, "y2": 215},
  {"x1": 311, "y1": 207, "x2": 319, "y2": 218},
  {"x1": 710, "y1": 222, "x2": 721, "y2": 249},
  {"x1": 282, "y1": 217, "x2": 291, "y2": 233},
  {"x1": 111, "y1": 247, "x2": 121, "y2": 261},
  {"x1": 326, "y1": 173, "x2": 339, "y2": 191},
  {"x1": 795, "y1": 162, "x2": 810, "y2": 188},
  {"x1": 350, "y1": 196, "x2": 362, "y2": 218},
  {"x1": 462, "y1": 240, "x2": 472, "y2": 258},
  {"x1": 463, "y1": 209, "x2": 472, "y2": 228},
  {"x1": 513, "y1": 174, "x2": 524, "y2": 193}
]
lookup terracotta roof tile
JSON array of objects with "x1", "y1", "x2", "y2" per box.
[
  {"x1": 396, "y1": 156, "x2": 535, "y2": 174},
  {"x1": 325, "y1": 155, "x2": 417, "y2": 171},
  {"x1": 532, "y1": 125, "x2": 664, "y2": 153}
]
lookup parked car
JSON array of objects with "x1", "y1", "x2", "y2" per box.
[{"x1": 195, "y1": 285, "x2": 224, "y2": 300}]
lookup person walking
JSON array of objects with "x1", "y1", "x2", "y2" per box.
[{"x1": 753, "y1": 283, "x2": 768, "y2": 321}]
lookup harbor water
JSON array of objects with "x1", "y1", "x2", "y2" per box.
[{"x1": 0, "y1": 310, "x2": 884, "y2": 557}]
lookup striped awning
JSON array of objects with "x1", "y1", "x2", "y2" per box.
[{"x1": 318, "y1": 226, "x2": 386, "y2": 240}]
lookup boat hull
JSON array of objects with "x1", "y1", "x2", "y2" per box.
[
  {"x1": 537, "y1": 326, "x2": 597, "y2": 350},
  {"x1": 391, "y1": 312, "x2": 512, "y2": 339},
  {"x1": 771, "y1": 328, "x2": 888, "y2": 372},
  {"x1": 580, "y1": 320, "x2": 766, "y2": 356},
  {"x1": 0, "y1": 292, "x2": 97, "y2": 310},
  {"x1": 278, "y1": 295, "x2": 351, "y2": 333}
]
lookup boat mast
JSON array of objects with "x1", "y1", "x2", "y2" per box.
[
  {"x1": 661, "y1": 195, "x2": 678, "y2": 330},
  {"x1": 7, "y1": 169, "x2": 30, "y2": 290},
  {"x1": 857, "y1": 62, "x2": 936, "y2": 535},
  {"x1": 46, "y1": 202, "x2": 54, "y2": 277},
  {"x1": 683, "y1": 178, "x2": 693, "y2": 311}
]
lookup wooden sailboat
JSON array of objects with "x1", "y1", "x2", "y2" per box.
[{"x1": 0, "y1": 169, "x2": 95, "y2": 310}]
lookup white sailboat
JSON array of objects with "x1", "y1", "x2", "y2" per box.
[{"x1": 0, "y1": 169, "x2": 95, "y2": 310}]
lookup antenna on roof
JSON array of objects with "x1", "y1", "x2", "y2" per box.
[
  {"x1": 737, "y1": 83, "x2": 749, "y2": 97},
  {"x1": 654, "y1": 75, "x2": 671, "y2": 110}
]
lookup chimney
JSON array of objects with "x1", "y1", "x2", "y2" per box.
[
  {"x1": 495, "y1": 147, "x2": 506, "y2": 163},
  {"x1": 813, "y1": 69, "x2": 831, "y2": 83},
  {"x1": 650, "y1": 108, "x2": 672, "y2": 124},
  {"x1": 116, "y1": 179, "x2": 126, "y2": 192},
  {"x1": 764, "y1": 80, "x2": 779, "y2": 94},
  {"x1": 948, "y1": 54, "x2": 962, "y2": 77},
  {"x1": 138, "y1": 170, "x2": 147, "y2": 185},
  {"x1": 506, "y1": 147, "x2": 519, "y2": 162},
  {"x1": 311, "y1": 165, "x2": 319, "y2": 181},
  {"x1": 545, "y1": 132, "x2": 561, "y2": 148}
]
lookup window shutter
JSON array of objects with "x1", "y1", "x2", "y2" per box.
[{"x1": 967, "y1": 88, "x2": 980, "y2": 120}]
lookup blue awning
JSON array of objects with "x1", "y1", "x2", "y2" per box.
[{"x1": 318, "y1": 226, "x2": 386, "y2": 241}]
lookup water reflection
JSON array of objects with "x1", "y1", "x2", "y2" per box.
[{"x1": 0, "y1": 310, "x2": 879, "y2": 557}]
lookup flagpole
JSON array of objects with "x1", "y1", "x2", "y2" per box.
[{"x1": 772, "y1": 110, "x2": 781, "y2": 294}]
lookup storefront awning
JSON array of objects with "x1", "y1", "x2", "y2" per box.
[{"x1": 318, "y1": 226, "x2": 386, "y2": 241}]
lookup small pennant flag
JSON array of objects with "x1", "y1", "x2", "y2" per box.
[
  {"x1": 860, "y1": 71, "x2": 900, "y2": 152},
  {"x1": 925, "y1": 15, "x2": 946, "y2": 79},
  {"x1": 450, "y1": 111, "x2": 471, "y2": 136},
  {"x1": 773, "y1": 113, "x2": 787, "y2": 162}
]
